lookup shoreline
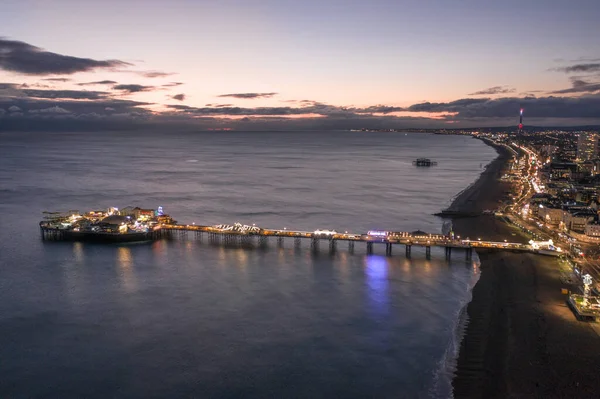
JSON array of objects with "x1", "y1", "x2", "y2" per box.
[{"x1": 449, "y1": 138, "x2": 600, "y2": 397}]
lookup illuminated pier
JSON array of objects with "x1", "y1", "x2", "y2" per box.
[{"x1": 39, "y1": 208, "x2": 561, "y2": 259}]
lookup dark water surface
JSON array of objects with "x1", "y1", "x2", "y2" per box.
[{"x1": 0, "y1": 131, "x2": 496, "y2": 398}]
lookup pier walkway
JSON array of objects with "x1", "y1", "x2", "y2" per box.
[
  {"x1": 40, "y1": 220, "x2": 560, "y2": 259},
  {"x1": 159, "y1": 224, "x2": 545, "y2": 259}
]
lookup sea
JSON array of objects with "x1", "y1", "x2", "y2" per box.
[{"x1": 0, "y1": 130, "x2": 498, "y2": 399}]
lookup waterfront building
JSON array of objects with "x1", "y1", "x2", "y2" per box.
[
  {"x1": 585, "y1": 222, "x2": 600, "y2": 237},
  {"x1": 561, "y1": 208, "x2": 597, "y2": 233},
  {"x1": 576, "y1": 132, "x2": 598, "y2": 162},
  {"x1": 537, "y1": 205, "x2": 564, "y2": 227}
]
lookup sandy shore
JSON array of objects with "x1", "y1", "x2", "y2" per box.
[{"x1": 449, "y1": 139, "x2": 600, "y2": 398}]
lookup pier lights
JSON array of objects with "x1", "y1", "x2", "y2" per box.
[
  {"x1": 192, "y1": 223, "x2": 195, "y2": 225},
  {"x1": 478, "y1": 238, "x2": 481, "y2": 241}
]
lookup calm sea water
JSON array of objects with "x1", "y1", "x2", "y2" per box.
[{"x1": 0, "y1": 131, "x2": 497, "y2": 398}]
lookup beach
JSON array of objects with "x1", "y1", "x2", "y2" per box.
[{"x1": 450, "y1": 140, "x2": 600, "y2": 398}]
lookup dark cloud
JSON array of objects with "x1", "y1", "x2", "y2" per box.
[
  {"x1": 28, "y1": 106, "x2": 71, "y2": 114},
  {"x1": 408, "y1": 98, "x2": 488, "y2": 113},
  {"x1": 22, "y1": 89, "x2": 108, "y2": 100},
  {"x1": 170, "y1": 93, "x2": 185, "y2": 101},
  {"x1": 555, "y1": 63, "x2": 600, "y2": 73},
  {"x1": 162, "y1": 82, "x2": 183, "y2": 87},
  {"x1": 0, "y1": 95, "x2": 152, "y2": 125},
  {"x1": 359, "y1": 105, "x2": 405, "y2": 114},
  {"x1": 0, "y1": 38, "x2": 130, "y2": 75},
  {"x1": 551, "y1": 83, "x2": 600, "y2": 94},
  {"x1": 0, "y1": 83, "x2": 108, "y2": 100},
  {"x1": 167, "y1": 102, "x2": 402, "y2": 117},
  {"x1": 550, "y1": 77, "x2": 600, "y2": 94},
  {"x1": 0, "y1": 82, "x2": 18, "y2": 90},
  {"x1": 112, "y1": 84, "x2": 155, "y2": 93},
  {"x1": 77, "y1": 80, "x2": 118, "y2": 86},
  {"x1": 217, "y1": 92, "x2": 278, "y2": 99},
  {"x1": 41, "y1": 77, "x2": 71, "y2": 82},
  {"x1": 469, "y1": 86, "x2": 516, "y2": 96},
  {"x1": 407, "y1": 95, "x2": 600, "y2": 119}
]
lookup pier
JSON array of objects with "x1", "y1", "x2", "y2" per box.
[
  {"x1": 39, "y1": 208, "x2": 562, "y2": 259},
  {"x1": 152, "y1": 224, "x2": 528, "y2": 259}
]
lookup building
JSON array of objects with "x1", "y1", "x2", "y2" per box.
[
  {"x1": 120, "y1": 206, "x2": 155, "y2": 220},
  {"x1": 576, "y1": 132, "x2": 598, "y2": 162},
  {"x1": 562, "y1": 208, "x2": 597, "y2": 233},
  {"x1": 585, "y1": 222, "x2": 600, "y2": 237},
  {"x1": 537, "y1": 205, "x2": 564, "y2": 227}
]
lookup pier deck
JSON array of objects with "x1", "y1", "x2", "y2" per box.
[{"x1": 40, "y1": 220, "x2": 556, "y2": 259}]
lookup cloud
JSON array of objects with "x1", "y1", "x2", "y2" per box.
[
  {"x1": 141, "y1": 71, "x2": 175, "y2": 78},
  {"x1": 555, "y1": 63, "x2": 600, "y2": 73},
  {"x1": 551, "y1": 84, "x2": 600, "y2": 94},
  {"x1": 29, "y1": 106, "x2": 70, "y2": 114},
  {"x1": 0, "y1": 82, "x2": 18, "y2": 90},
  {"x1": 112, "y1": 84, "x2": 155, "y2": 93},
  {"x1": 0, "y1": 38, "x2": 130, "y2": 75},
  {"x1": 41, "y1": 77, "x2": 71, "y2": 82},
  {"x1": 407, "y1": 95, "x2": 600, "y2": 119},
  {"x1": 170, "y1": 93, "x2": 185, "y2": 101},
  {"x1": 550, "y1": 77, "x2": 600, "y2": 94},
  {"x1": 469, "y1": 86, "x2": 516, "y2": 96},
  {"x1": 22, "y1": 89, "x2": 108, "y2": 100},
  {"x1": 0, "y1": 96, "x2": 151, "y2": 117},
  {"x1": 167, "y1": 102, "x2": 403, "y2": 117},
  {"x1": 115, "y1": 70, "x2": 176, "y2": 78},
  {"x1": 217, "y1": 92, "x2": 278, "y2": 99},
  {"x1": 162, "y1": 82, "x2": 183, "y2": 87},
  {"x1": 77, "y1": 80, "x2": 118, "y2": 86}
]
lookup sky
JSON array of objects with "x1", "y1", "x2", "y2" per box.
[{"x1": 1, "y1": 0, "x2": 600, "y2": 131}]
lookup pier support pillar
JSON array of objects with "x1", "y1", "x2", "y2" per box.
[
  {"x1": 277, "y1": 237, "x2": 284, "y2": 248},
  {"x1": 348, "y1": 241, "x2": 354, "y2": 253},
  {"x1": 311, "y1": 238, "x2": 319, "y2": 251},
  {"x1": 294, "y1": 237, "x2": 301, "y2": 249},
  {"x1": 426, "y1": 246, "x2": 431, "y2": 259},
  {"x1": 405, "y1": 245, "x2": 411, "y2": 258},
  {"x1": 329, "y1": 239, "x2": 336, "y2": 253},
  {"x1": 445, "y1": 247, "x2": 452, "y2": 259},
  {"x1": 367, "y1": 242, "x2": 373, "y2": 255},
  {"x1": 466, "y1": 247, "x2": 472, "y2": 260},
  {"x1": 385, "y1": 243, "x2": 392, "y2": 256},
  {"x1": 259, "y1": 235, "x2": 268, "y2": 248}
]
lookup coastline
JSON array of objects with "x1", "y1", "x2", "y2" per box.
[{"x1": 449, "y1": 138, "x2": 600, "y2": 398}]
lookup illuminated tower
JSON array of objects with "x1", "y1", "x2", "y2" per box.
[{"x1": 518, "y1": 108, "x2": 524, "y2": 134}]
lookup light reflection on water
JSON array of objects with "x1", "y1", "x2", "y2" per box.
[{"x1": 364, "y1": 255, "x2": 390, "y2": 317}]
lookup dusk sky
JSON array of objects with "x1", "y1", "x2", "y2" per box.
[{"x1": 2, "y1": 0, "x2": 600, "y2": 130}]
